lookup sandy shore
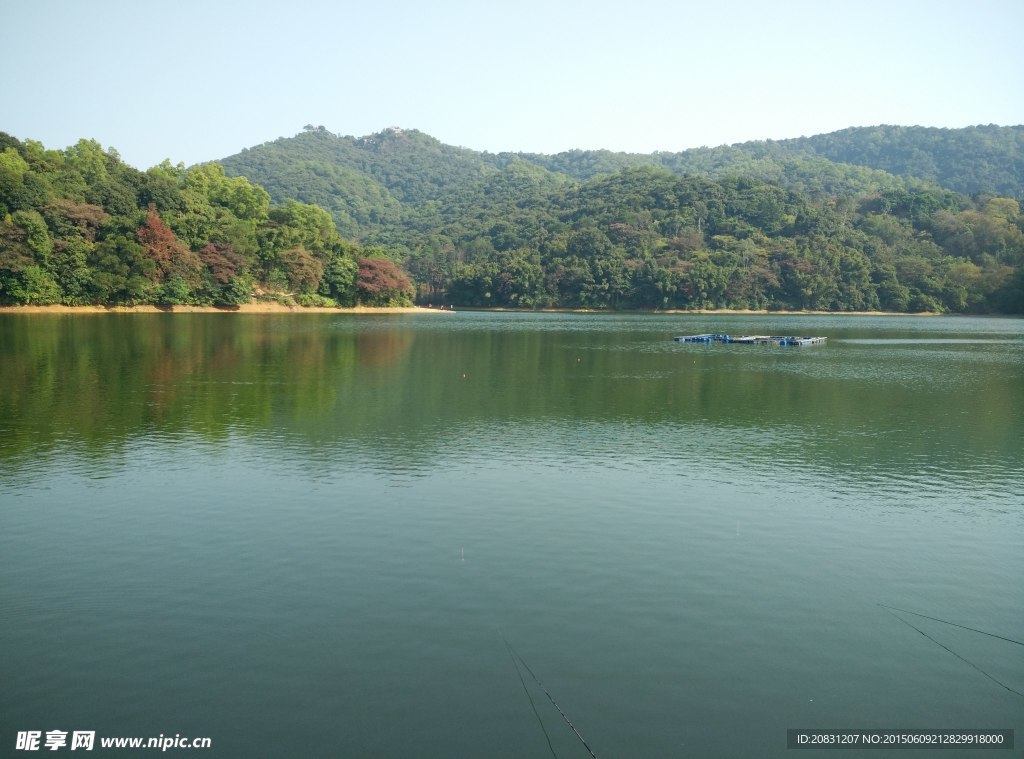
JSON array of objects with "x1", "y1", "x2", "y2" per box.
[
  {"x1": 0, "y1": 304, "x2": 944, "y2": 316},
  {"x1": 0, "y1": 304, "x2": 442, "y2": 315}
]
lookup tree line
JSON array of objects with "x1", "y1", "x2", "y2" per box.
[{"x1": 415, "y1": 168, "x2": 1023, "y2": 312}]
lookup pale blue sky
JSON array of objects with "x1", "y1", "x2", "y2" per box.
[{"x1": 4, "y1": 0, "x2": 1022, "y2": 169}]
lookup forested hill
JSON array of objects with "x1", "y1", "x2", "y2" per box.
[
  {"x1": 220, "y1": 127, "x2": 512, "y2": 238},
  {"x1": 215, "y1": 124, "x2": 1023, "y2": 313},
  {"x1": 2, "y1": 126, "x2": 1022, "y2": 313},
  {"x1": 0, "y1": 132, "x2": 416, "y2": 309},
  {"x1": 785, "y1": 125, "x2": 1024, "y2": 198},
  {"x1": 514, "y1": 125, "x2": 1024, "y2": 198},
  {"x1": 220, "y1": 124, "x2": 1024, "y2": 211}
]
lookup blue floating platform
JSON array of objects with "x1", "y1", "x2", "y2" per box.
[{"x1": 674, "y1": 334, "x2": 826, "y2": 346}]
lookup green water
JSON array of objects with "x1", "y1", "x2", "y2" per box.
[{"x1": 1, "y1": 312, "x2": 1022, "y2": 757}]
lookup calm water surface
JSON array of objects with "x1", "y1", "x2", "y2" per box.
[{"x1": 1, "y1": 312, "x2": 1022, "y2": 757}]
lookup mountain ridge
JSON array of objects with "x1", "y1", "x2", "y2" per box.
[{"x1": 225, "y1": 123, "x2": 1024, "y2": 199}]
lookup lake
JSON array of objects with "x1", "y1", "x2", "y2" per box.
[{"x1": 1, "y1": 311, "x2": 1021, "y2": 757}]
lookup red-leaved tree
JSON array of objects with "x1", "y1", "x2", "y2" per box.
[
  {"x1": 356, "y1": 257, "x2": 414, "y2": 306},
  {"x1": 137, "y1": 204, "x2": 202, "y2": 288},
  {"x1": 198, "y1": 242, "x2": 246, "y2": 284}
]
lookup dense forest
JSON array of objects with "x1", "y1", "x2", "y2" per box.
[
  {"x1": 220, "y1": 125, "x2": 1024, "y2": 312},
  {"x1": 0, "y1": 134, "x2": 414, "y2": 308},
  {"x1": 2, "y1": 125, "x2": 1023, "y2": 312}
]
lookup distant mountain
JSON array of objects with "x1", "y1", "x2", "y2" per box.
[
  {"x1": 221, "y1": 125, "x2": 1024, "y2": 227},
  {"x1": 512, "y1": 125, "x2": 1024, "y2": 198},
  {"x1": 763, "y1": 124, "x2": 1024, "y2": 198}
]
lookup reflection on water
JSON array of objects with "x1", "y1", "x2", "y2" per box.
[
  {"x1": 1, "y1": 312, "x2": 1022, "y2": 757},
  {"x1": 2, "y1": 314, "x2": 1022, "y2": 486},
  {"x1": 840, "y1": 338, "x2": 1018, "y2": 344}
]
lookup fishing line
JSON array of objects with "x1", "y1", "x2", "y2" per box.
[
  {"x1": 880, "y1": 606, "x2": 1024, "y2": 699},
  {"x1": 499, "y1": 631, "x2": 599, "y2": 758},
  {"x1": 878, "y1": 604, "x2": 1024, "y2": 647},
  {"x1": 502, "y1": 635, "x2": 559, "y2": 759}
]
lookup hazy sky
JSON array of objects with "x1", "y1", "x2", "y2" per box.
[{"x1": 4, "y1": 0, "x2": 1022, "y2": 169}]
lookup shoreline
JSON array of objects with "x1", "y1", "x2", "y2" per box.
[
  {"x1": 0, "y1": 305, "x2": 986, "y2": 317},
  {"x1": 0, "y1": 304, "x2": 440, "y2": 315},
  {"x1": 458, "y1": 307, "x2": 946, "y2": 316}
]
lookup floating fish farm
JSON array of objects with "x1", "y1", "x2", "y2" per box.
[{"x1": 674, "y1": 334, "x2": 827, "y2": 346}]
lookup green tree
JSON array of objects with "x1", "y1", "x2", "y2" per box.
[
  {"x1": 0, "y1": 148, "x2": 32, "y2": 212},
  {"x1": 319, "y1": 254, "x2": 358, "y2": 305},
  {"x1": 12, "y1": 209, "x2": 52, "y2": 264}
]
